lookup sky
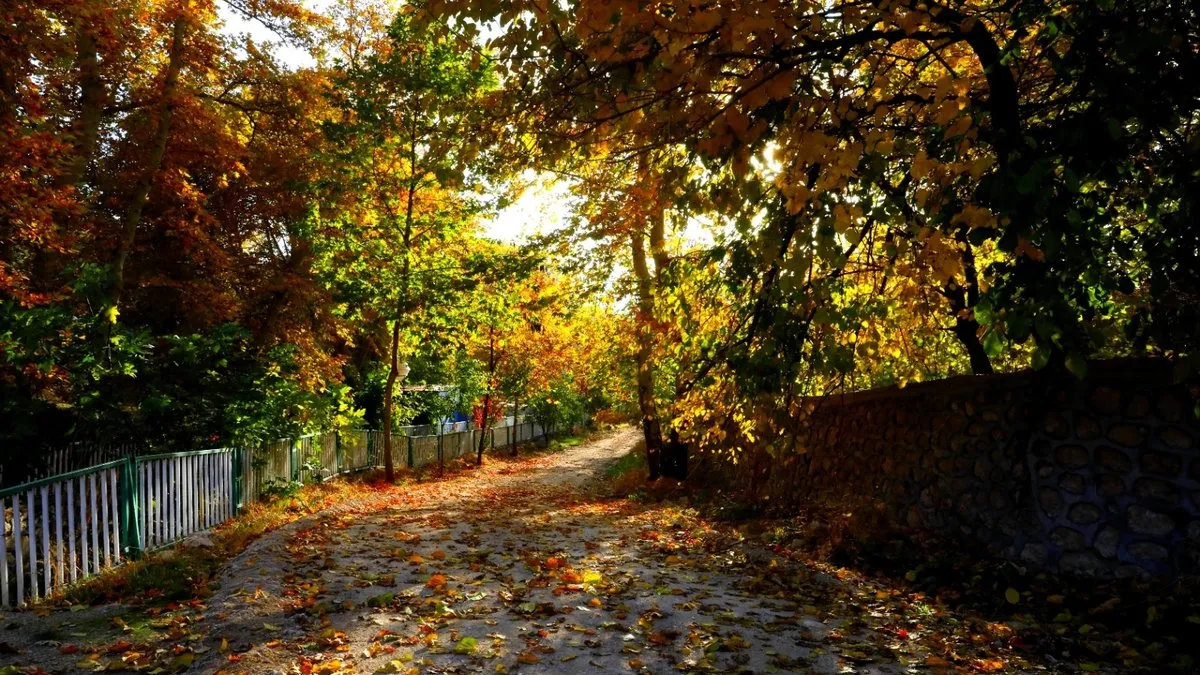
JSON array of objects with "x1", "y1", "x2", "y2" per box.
[
  {"x1": 217, "y1": 1, "x2": 567, "y2": 244},
  {"x1": 219, "y1": 2, "x2": 713, "y2": 249}
]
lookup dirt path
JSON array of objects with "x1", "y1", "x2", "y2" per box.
[
  {"x1": 190, "y1": 428, "x2": 908, "y2": 674},
  {"x1": 3, "y1": 429, "x2": 922, "y2": 674}
]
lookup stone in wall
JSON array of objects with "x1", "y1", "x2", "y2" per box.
[
  {"x1": 1055, "y1": 444, "x2": 1089, "y2": 469},
  {"x1": 1096, "y1": 446, "x2": 1132, "y2": 473},
  {"x1": 1127, "y1": 505, "x2": 1174, "y2": 537},
  {"x1": 1107, "y1": 424, "x2": 1146, "y2": 448}
]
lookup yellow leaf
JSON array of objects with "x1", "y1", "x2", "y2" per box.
[{"x1": 1005, "y1": 587, "x2": 1020, "y2": 604}]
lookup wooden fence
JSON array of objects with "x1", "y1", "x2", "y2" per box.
[{"x1": 0, "y1": 419, "x2": 546, "y2": 608}]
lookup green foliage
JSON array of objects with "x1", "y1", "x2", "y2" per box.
[
  {"x1": 260, "y1": 478, "x2": 306, "y2": 501},
  {"x1": 0, "y1": 310, "x2": 355, "y2": 473},
  {"x1": 528, "y1": 376, "x2": 586, "y2": 436}
]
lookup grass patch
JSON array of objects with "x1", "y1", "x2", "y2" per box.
[
  {"x1": 548, "y1": 434, "x2": 587, "y2": 450},
  {"x1": 606, "y1": 441, "x2": 648, "y2": 497},
  {"x1": 605, "y1": 448, "x2": 646, "y2": 480}
]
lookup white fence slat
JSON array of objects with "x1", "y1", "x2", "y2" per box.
[
  {"x1": 14, "y1": 495, "x2": 23, "y2": 605},
  {"x1": 165, "y1": 459, "x2": 172, "y2": 541},
  {"x1": 189, "y1": 456, "x2": 195, "y2": 533},
  {"x1": 78, "y1": 478, "x2": 88, "y2": 578},
  {"x1": 208, "y1": 455, "x2": 215, "y2": 525},
  {"x1": 218, "y1": 453, "x2": 226, "y2": 520},
  {"x1": 151, "y1": 461, "x2": 158, "y2": 546},
  {"x1": 199, "y1": 456, "x2": 207, "y2": 529},
  {"x1": 156, "y1": 461, "x2": 164, "y2": 545},
  {"x1": 142, "y1": 462, "x2": 151, "y2": 548},
  {"x1": 109, "y1": 469, "x2": 120, "y2": 562},
  {"x1": 157, "y1": 460, "x2": 165, "y2": 546},
  {"x1": 99, "y1": 470, "x2": 111, "y2": 567},
  {"x1": 207, "y1": 456, "x2": 215, "y2": 526},
  {"x1": 139, "y1": 463, "x2": 147, "y2": 549},
  {"x1": 89, "y1": 472, "x2": 99, "y2": 573},
  {"x1": 1, "y1": 499, "x2": 9, "y2": 607},
  {"x1": 213, "y1": 454, "x2": 221, "y2": 526},
  {"x1": 219, "y1": 451, "x2": 225, "y2": 521},
  {"x1": 212, "y1": 454, "x2": 219, "y2": 527},
  {"x1": 225, "y1": 452, "x2": 233, "y2": 519},
  {"x1": 218, "y1": 453, "x2": 226, "y2": 522},
  {"x1": 54, "y1": 482, "x2": 64, "y2": 587},
  {"x1": 178, "y1": 456, "x2": 185, "y2": 540},
  {"x1": 27, "y1": 490, "x2": 38, "y2": 602},
  {"x1": 152, "y1": 461, "x2": 162, "y2": 547},
  {"x1": 179, "y1": 458, "x2": 188, "y2": 537},
  {"x1": 67, "y1": 478, "x2": 76, "y2": 583},
  {"x1": 187, "y1": 455, "x2": 196, "y2": 534},
  {"x1": 217, "y1": 453, "x2": 225, "y2": 522},
  {"x1": 164, "y1": 459, "x2": 172, "y2": 544},
  {"x1": 170, "y1": 458, "x2": 179, "y2": 543},
  {"x1": 40, "y1": 487, "x2": 50, "y2": 595}
]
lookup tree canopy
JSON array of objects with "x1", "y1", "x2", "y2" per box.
[{"x1": 1, "y1": 0, "x2": 1197, "y2": 477}]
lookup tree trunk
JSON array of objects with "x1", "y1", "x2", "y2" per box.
[
  {"x1": 59, "y1": 23, "x2": 105, "y2": 190},
  {"x1": 662, "y1": 430, "x2": 688, "y2": 480},
  {"x1": 945, "y1": 231, "x2": 994, "y2": 375},
  {"x1": 953, "y1": 316, "x2": 994, "y2": 375},
  {"x1": 382, "y1": 319, "x2": 401, "y2": 482},
  {"x1": 382, "y1": 150, "x2": 418, "y2": 481},
  {"x1": 511, "y1": 392, "x2": 521, "y2": 456},
  {"x1": 476, "y1": 325, "x2": 496, "y2": 464},
  {"x1": 110, "y1": 18, "x2": 186, "y2": 310},
  {"x1": 630, "y1": 225, "x2": 664, "y2": 480}
]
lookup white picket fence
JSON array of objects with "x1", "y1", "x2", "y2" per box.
[
  {"x1": 138, "y1": 450, "x2": 236, "y2": 550},
  {"x1": 0, "y1": 460, "x2": 125, "y2": 608},
  {"x1": 1, "y1": 419, "x2": 552, "y2": 608}
]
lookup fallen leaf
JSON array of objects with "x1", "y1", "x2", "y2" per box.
[{"x1": 1005, "y1": 587, "x2": 1020, "y2": 605}]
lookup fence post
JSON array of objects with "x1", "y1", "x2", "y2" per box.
[
  {"x1": 406, "y1": 435, "x2": 414, "y2": 468},
  {"x1": 231, "y1": 448, "x2": 244, "y2": 514},
  {"x1": 335, "y1": 431, "x2": 343, "y2": 474},
  {"x1": 118, "y1": 457, "x2": 143, "y2": 559}
]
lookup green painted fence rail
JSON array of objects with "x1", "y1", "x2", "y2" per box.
[{"x1": 0, "y1": 419, "x2": 550, "y2": 608}]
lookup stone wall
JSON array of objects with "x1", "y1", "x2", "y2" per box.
[{"x1": 726, "y1": 359, "x2": 1200, "y2": 577}]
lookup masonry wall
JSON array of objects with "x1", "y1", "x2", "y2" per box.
[{"x1": 727, "y1": 360, "x2": 1200, "y2": 577}]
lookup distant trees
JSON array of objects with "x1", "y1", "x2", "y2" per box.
[{"x1": 0, "y1": 1, "x2": 632, "y2": 473}]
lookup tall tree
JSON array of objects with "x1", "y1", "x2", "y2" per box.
[{"x1": 320, "y1": 4, "x2": 495, "y2": 481}]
